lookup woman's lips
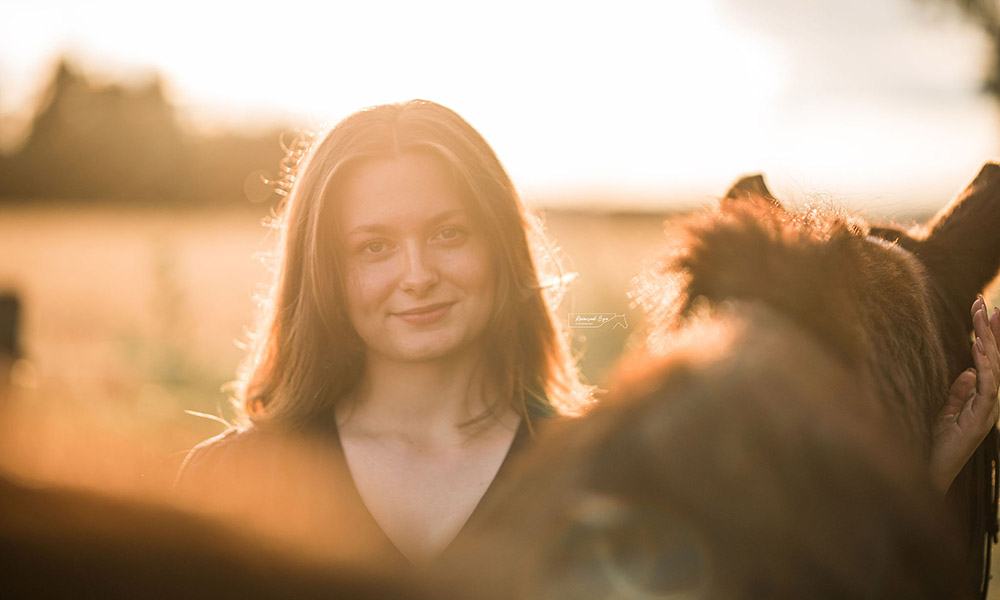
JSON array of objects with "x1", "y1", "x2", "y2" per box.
[{"x1": 394, "y1": 302, "x2": 454, "y2": 324}]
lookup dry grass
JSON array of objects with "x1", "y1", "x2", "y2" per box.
[{"x1": 0, "y1": 203, "x2": 274, "y2": 489}]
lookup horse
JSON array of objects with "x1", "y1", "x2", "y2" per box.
[
  {"x1": 0, "y1": 467, "x2": 439, "y2": 599},
  {"x1": 440, "y1": 164, "x2": 1000, "y2": 599}
]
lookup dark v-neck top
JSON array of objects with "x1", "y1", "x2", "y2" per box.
[
  {"x1": 327, "y1": 417, "x2": 533, "y2": 568},
  {"x1": 175, "y1": 415, "x2": 540, "y2": 571}
]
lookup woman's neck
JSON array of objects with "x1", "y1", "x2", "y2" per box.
[{"x1": 337, "y1": 348, "x2": 513, "y2": 445}]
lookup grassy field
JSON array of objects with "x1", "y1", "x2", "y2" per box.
[
  {"x1": 0, "y1": 204, "x2": 279, "y2": 489},
  {"x1": 0, "y1": 202, "x2": 674, "y2": 488}
]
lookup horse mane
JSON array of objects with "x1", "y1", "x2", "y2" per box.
[
  {"x1": 631, "y1": 200, "x2": 948, "y2": 455},
  {"x1": 635, "y1": 203, "x2": 867, "y2": 358}
]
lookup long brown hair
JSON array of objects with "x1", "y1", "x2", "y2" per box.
[{"x1": 234, "y1": 100, "x2": 592, "y2": 430}]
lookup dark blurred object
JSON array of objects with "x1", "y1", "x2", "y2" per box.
[
  {"x1": 443, "y1": 308, "x2": 971, "y2": 600},
  {"x1": 0, "y1": 292, "x2": 19, "y2": 407},
  {"x1": 0, "y1": 57, "x2": 289, "y2": 205},
  {"x1": 0, "y1": 472, "x2": 434, "y2": 599},
  {"x1": 0, "y1": 292, "x2": 19, "y2": 360}
]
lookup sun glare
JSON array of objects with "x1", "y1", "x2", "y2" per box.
[
  {"x1": 0, "y1": 0, "x2": 994, "y2": 207},
  {"x1": 1, "y1": 1, "x2": 786, "y2": 197}
]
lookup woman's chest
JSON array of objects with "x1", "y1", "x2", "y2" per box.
[{"x1": 339, "y1": 430, "x2": 518, "y2": 565}]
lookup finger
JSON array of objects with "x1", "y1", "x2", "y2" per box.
[
  {"x1": 990, "y1": 305, "x2": 1000, "y2": 352},
  {"x1": 978, "y1": 296, "x2": 999, "y2": 348},
  {"x1": 972, "y1": 294, "x2": 986, "y2": 321},
  {"x1": 942, "y1": 368, "x2": 977, "y2": 420},
  {"x1": 974, "y1": 305, "x2": 1000, "y2": 382},
  {"x1": 970, "y1": 339, "x2": 999, "y2": 426},
  {"x1": 971, "y1": 297, "x2": 992, "y2": 361},
  {"x1": 973, "y1": 335, "x2": 995, "y2": 394},
  {"x1": 986, "y1": 304, "x2": 1000, "y2": 377}
]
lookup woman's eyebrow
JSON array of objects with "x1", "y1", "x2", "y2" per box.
[
  {"x1": 343, "y1": 209, "x2": 469, "y2": 239},
  {"x1": 344, "y1": 223, "x2": 393, "y2": 239}
]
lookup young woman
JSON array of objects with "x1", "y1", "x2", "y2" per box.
[
  {"x1": 176, "y1": 100, "x2": 593, "y2": 567},
  {"x1": 177, "y1": 99, "x2": 1000, "y2": 570}
]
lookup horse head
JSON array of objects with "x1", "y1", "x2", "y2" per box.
[{"x1": 444, "y1": 165, "x2": 1000, "y2": 599}]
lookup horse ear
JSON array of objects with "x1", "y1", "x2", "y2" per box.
[
  {"x1": 723, "y1": 174, "x2": 783, "y2": 211},
  {"x1": 914, "y1": 163, "x2": 1000, "y2": 306}
]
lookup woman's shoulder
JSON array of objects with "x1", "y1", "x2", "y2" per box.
[
  {"x1": 172, "y1": 422, "x2": 362, "y2": 541},
  {"x1": 179, "y1": 424, "x2": 258, "y2": 465},
  {"x1": 174, "y1": 422, "x2": 344, "y2": 497},
  {"x1": 173, "y1": 425, "x2": 280, "y2": 491}
]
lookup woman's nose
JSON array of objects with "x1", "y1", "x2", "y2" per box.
[{"x1": 399, "y1": 242, "x2": 439, "y2": 295}]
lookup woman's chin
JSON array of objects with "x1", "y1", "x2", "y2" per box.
[{"x1": 388, "y1": 336, "x2": 478, "y2": 363}]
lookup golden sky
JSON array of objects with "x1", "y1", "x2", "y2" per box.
[{"x1": 1, "y1": 0, "x2": 996, "y2": 211}]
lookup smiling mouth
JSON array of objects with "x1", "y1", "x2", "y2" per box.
[
  {"x1": 394, "y1": 302, "x2": 455, "y2": 323},
  {"x1": 396, "y1": 302, "x2": 454, "y2": 315}
]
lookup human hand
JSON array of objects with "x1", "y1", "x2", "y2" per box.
[{"x1": 929, "y1": 295, "x2": 1000, "y2": 493}]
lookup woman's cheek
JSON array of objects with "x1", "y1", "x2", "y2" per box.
[
  {"x1": 346, "y1": 263, "x2": 387, "y2": 314},
  {"x1": 446, "y1": 243, "x2": 493, "y2": 287}
]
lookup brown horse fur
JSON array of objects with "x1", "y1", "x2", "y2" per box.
[
  {"x1": 440, "y1": 164, "x2": 1000, "y2": 599},
  {"x1": 646, "y1": 190, "x2": 949, "y2": 457},
  {"x1": 443, "y1": 306, "x2": 966, "y2": 599},
  {"x1": 0, "y1": 469, "x2": 438, "y2": 599},
  {"x1": 677, "y1": 165, "x2": 1000, "y2": 595}
]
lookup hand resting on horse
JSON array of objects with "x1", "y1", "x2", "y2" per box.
[{"x1": 931, "y1": 295, "x2": 1000, "y2": 492}]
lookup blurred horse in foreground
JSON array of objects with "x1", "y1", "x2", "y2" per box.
[
  {"x1": 443, "y1": 164, "x2": 1000, "y2": 599},
  {"x1": 0, "y1": 469, "x2": 433, "y2": 599}
]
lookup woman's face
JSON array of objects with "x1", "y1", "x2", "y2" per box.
[{"x1": 336, "y1": 152, "x2": 496, "y2": 363}]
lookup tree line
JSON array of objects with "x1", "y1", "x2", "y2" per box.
[{"x1": 0, "y1": 58, "x2": 290, "y2": 205}]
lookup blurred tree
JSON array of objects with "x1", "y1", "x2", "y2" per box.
[
  {"x1": 0, "y1": 56, "x2": 288, "y2": 205},
  {"x1": 922, "y1": 0, "x2": 1000, "y2": 98},
  {"x1": 8, "y1": 59, "x2": 192, "y2": 201}
]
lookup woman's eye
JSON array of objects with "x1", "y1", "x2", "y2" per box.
[
  {"x1": 436, "y1": 226, "x2": 466, "y2": 243},
  {"x1": 361, "y1": 240, "x2": 387, "y2": 254}
]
